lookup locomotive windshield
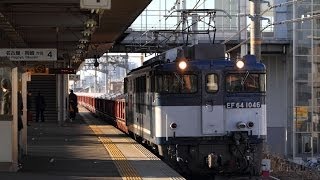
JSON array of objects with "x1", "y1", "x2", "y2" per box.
[
  {"x1": 155, "y1": 74, "x2": 197, "y2": 93},
  {"x1": 226, "y1": 73, "x2": 266, "y2": 92}
]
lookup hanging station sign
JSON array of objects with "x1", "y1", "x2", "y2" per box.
[
  {"x1": 49, "y1": 68, "x2": 76, "y2": 74},
  {"x1": 69, "y1": 74, "x2": 80, "y2": 81},
  {"x1": 80, "y1": 0, "x2": 111, "y2": 10},
  {"x1": 0, "y1": 48, "x2": 57, "y2": 61}
]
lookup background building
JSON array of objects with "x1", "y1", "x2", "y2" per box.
[{"x1": 291, "y1": 1, "x2": 320, "y2": 161}]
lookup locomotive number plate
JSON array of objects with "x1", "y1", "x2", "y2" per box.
[{"x1": 226, "y1": 102, "x2": 261, "y2": 109}]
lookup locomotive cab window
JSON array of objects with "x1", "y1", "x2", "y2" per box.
[
  {"x1": 155, "y1": 74, "x2": 197, "y2": 93},
  {"x1": 226, "y1": 73, "x2": 266, "y2": 93},
  {"x1": 206, "y1": 74, "x2": 219, "y2": 93}
]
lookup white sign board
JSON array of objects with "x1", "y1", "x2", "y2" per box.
[
  {"x1": 80, "y1": 0, "x2": 111, "y2": 10},
  {"x1": 0, "y1": 48, "x2": 57, "y2": 61},
  {"x1": 69, "y1": 74, "x2": 80, "y2": 81}
]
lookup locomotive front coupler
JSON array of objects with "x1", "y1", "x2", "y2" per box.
[
  {"x1": 230, "y1": 132, "x2": 252, "y2": 159},
  {"x1": 232, "y1": 132, "x2": 249, "y2": 145}
]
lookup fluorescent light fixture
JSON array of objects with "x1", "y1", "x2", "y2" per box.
[
  {"x1": 82, "y1": 29, "x2": 92, "y2": 36},
  {"x1": 78, "y1": 44, "x2": 86, "y2": 49},
  {"x1": 79, "y1": 38, "x2": 89, "y2": 44},
  {"x1": 90, "y1": 9, "x2": 102, "y2": 14},
  {"x1": 85, "y1": 18, "x2": 97, "y2": 28},
  {"x1": 76, "y1": 49, "x2": 83, "y2": 54},
  {"x1": 74, "y1": 53, "x2": 82, "y2": 58}
]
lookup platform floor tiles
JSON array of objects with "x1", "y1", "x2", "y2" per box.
[{"x1": 0, "y1": 106, "x2": 185, "y2": 180}]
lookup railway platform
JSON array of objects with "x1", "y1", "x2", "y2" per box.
[{"x1": 0, "y1": 106, "x2": 185, "y2": 180}]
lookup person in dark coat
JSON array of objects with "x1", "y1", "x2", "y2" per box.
[
  {"x1": 69, "y1": 90, "x2": 78, "y2": 121},
  {"x1": 27, "y1": 91, "x2": 32, "y2": 125},
  {"x1": 17, "y1": 91, "x2": 24, "y2": 168},
  {"x1": 17, "y1": 91, "x2": 23, "y2": 131},
  {"x1": 1, "y1": 78, "x2": 11, "y2": 115},
  {"x1": 35, "y1": 91, "x2": 46, "y2": 122}
]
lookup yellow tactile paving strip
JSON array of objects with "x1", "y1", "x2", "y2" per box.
[
  {"x1": 80, "y1": 106, "x2": 185, "y2": 180},
  {"x1": 88, "y1": 120, "x2": 142, "y2": 180}
]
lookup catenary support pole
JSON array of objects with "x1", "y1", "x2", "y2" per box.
[{"x1": 250, "y1": 0, "x2": 261, "y2": 60}]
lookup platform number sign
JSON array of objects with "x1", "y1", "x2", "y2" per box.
[
  {"x1": 47, "y1": 51, "x2": 53, "y2": 58},
  {"x1": 0, "y1": 48, "x2": 57, "y2": 61}
]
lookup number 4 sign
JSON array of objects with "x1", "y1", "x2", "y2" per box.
[{"x1": 0, "y1": 48, "x2": 57, "y2": 61}]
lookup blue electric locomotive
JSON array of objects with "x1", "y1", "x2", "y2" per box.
[{"x1": 124, "y1": 43, "x2": 266, "y2": 176}]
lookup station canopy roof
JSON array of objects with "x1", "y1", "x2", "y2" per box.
[{"x1": 0, "y1": 0, "x2": 151, "y2": 70}]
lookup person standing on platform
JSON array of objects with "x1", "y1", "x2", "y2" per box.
[
  {"x1": 69, "y1": 90, "x2": 78, "y2": 121},
  {"x1": 27, "y1": 91, "x2": 32, "y2": 126},
  {"x1": 17, "y1": 91, "x2": 23, "y2": 167},
  {"x1": 35, "y1": 91, "x2": 46, "y2": 122},
  {"x1": 1, "y1": 78, "x2": 11, "y2": 115},
  {"x1": 17, "y1": 91, "x2": 23, "y2": 131}
]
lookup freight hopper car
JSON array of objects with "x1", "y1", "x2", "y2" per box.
[{"x1": 78, "y1": 94, "x2": 128, "y2": 133}]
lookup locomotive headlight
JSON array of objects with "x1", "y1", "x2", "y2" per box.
[
  {"x1": 170, "y1": 122, "x2": 177, "y2": 129},
  {"x1": 247, "y1": 121, "x2": 254, "y2": 128},
  {"x1": 236, "y1": 122, "x2": 246, "y2": 129},
  {"x1": 236, "y1": 60, "x2": 245, "y2": 69},
  {"x1": 178, "y1": 61, "x2": 187, "y2": 70}
]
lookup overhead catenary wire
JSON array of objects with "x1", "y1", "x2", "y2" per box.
[
  {"x1": 129, "y1": 0, "x2": 184, "y2": 52},
  {"x1": 226, "y1": 0, "x2": 305, "y2": 53},
  {"x1": 131, "y1": 0, "x2": 212, "y2": 52},
  {"x1": 159, "y1": 11, "x2": 220, "y2": 46},
  {"x1": 261, "y1": 0, "x2": 304, "y2": 16},
  {"x1": 226, "y1": 13, "x2": 320, "y2": 53}
]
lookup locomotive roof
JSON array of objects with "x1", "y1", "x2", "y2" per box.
[
  {"x1": 153, "y1": 55, "x2": 265, "y2": 72},
  {"x1": 127, "y1": 44, "x2": 265, "y2": 76},
  {"x1": 143, "y1": 43, "x2": 226, "y2": 66},
  {"x1": 128, "y1": 44, "x2": 226, "y2": 74}
]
